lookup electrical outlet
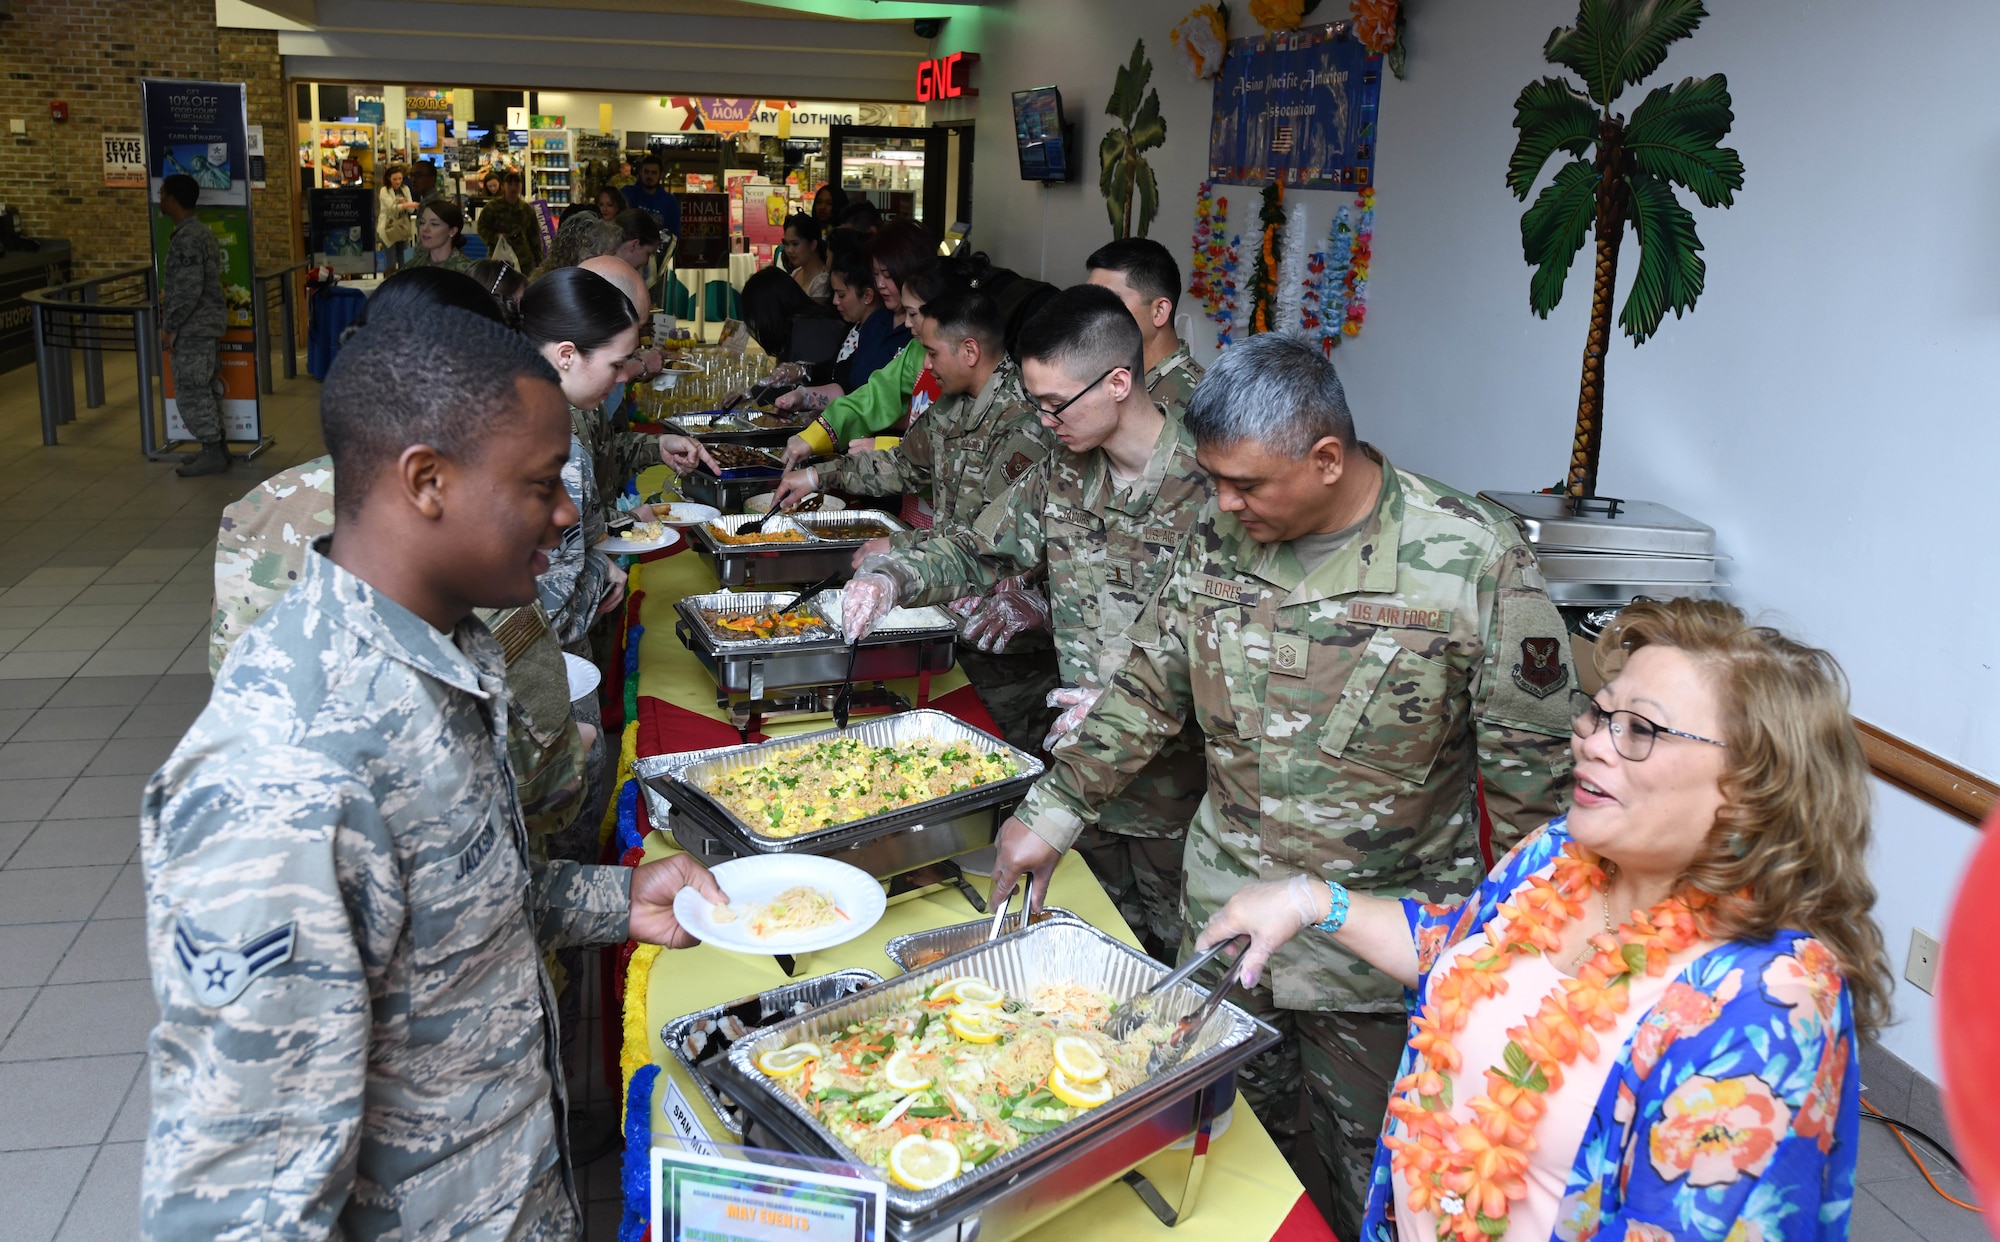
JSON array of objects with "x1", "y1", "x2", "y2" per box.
[{"x1": 1906, "y1": 927, "x2": 1941, "y2": 995}]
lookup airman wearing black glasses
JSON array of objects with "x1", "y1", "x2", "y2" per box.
[{"x1": 839, "y1": 284, "x2": 1211, "y2": 962}]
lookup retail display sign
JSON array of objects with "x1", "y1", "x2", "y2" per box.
[
  {"x1": 1206, "y1": 22, "x2": 1382, "y2": 189},
  {"x1": 308, "y1": 187, "x2": 376, "y2": 274},
  {"x1": 247, "y1": 125, "x2": 266, "y2": 190},
  {"x1": 142, "y1": 78, "x2": 261, "y2": 446},
  {"x1": 915, "y1": 51, "x2": 980, "y2": 101},
  {"x1": 405, "y1": 89, "x2": 453, "y2": 118},
  {"x1": 102, "y1": 132, "x2": 146, "y2": 188},
  {"x1": 669, "y1": 97, "x2": 759, "y2": 133},
  {"x1": 651, "y1": 1146, "x2": 885, "y2": 1242},
  {"x1": 529, "y1": 114, "x2": 566, "y2": 129},
  {"x1": 678, "y1": 193, "x2": 732, "y2": 269}
]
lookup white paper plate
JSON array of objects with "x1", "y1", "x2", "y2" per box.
[
  {"x1": 659, "y1": 501, "x2": 721, "y2": 528},
  {"x1": 594, "y1": 525, "x2": 681, "y2": 556},
  {"x1": 674, "y1": 855, "x2": 887, "y2": 955},
  {"x1": 563, "y1": 653, "x2": 601, "y2": 702}
]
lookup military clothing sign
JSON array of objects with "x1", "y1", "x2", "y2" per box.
[
  {"x1": 143, "y1": 543, "x2": 632, "y2": 1239},
  {"x1": 1014, "y1": 451, "x2": 1575, "y2": 1013}
]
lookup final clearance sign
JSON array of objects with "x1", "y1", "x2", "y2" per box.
[{"x1": 916, "y1": 52, "x2": 979, "y2": 102}]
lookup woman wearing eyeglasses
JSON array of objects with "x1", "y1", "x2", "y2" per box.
[{"x1": 1198, "y1": 597, "x2": 1888, "y2": 1242}]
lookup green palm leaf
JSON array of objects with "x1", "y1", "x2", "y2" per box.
[
  {"x1": 1620, "y1": 172, "x2": 1705, "y2": 341},
  {"x1": 1545, "y1": 0, "x2": 1708, "y2": 106},
  {"x1": 1626, "y1": 74, "x2": 1742, "y2": 207},
  {"x1": 1507, "y1": 77, "x2": 1599, "y2": 199},
  {"x1": 1135, "y1": 160, "x2": 1160, "y2": 239},
  {"x1": 1520, "y1": 159, "x2": 1599, "y2": 316},
  {"x1": 1107, "y1": 40, "x2": 1150, "y2": 127},
  {"x1": 1099, "y1": 130, "x2": 1129, "y2": 231},
  {"x1": 1129, "y1": 90, "x2": 1167, "y2": 153}
]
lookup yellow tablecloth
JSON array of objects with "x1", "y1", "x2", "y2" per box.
[{"x1": 621, "y1": 469, "x2": 1320, "y2": 1241}]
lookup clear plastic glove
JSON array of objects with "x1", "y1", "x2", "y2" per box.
[
  {"x1": 773, "y1": 466, "x2": 818, "y2": 510},
  {"x1": 851, "y1": 537, "x2": 895, "y2": 570},
  {"x1": 765, "y1": 361, "x2": 808, "y2": 388},
  {"x1": 963, "y1": 582, "x2": 1051, "y2": 653},
  {"x1": 658, "y1": 434, "x2": 717, "y2": 474},
  {"x1": 989, "y1": 816, "x2": 1064, "y2": 916},
  {"x1": 781, "y1": 434, "x2": 816, "y2": 469},
  {"x1": 1195, "y1": 875, "x2": 1327, "y2": 990},
  {"x1": 839, "y1": 572, "x2": 898, "y2": 643},
  {"x1": 945, "y1": 595, "x2": 982, "y2": 620},
  {"x1": 1041, "y1": 686, "x2": 1103, "y2": 751}
]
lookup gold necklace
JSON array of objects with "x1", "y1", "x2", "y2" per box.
[{"x1": 1570, "y1": 864, "x2": 1615, "y2": 968}]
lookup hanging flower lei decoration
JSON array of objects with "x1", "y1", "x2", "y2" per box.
[
  {"x1": 1342, "y1": 185, "x2": 1375, "y2": 337},
  {"x1": 1384, "y1": 843, "x2": 1714, "y2": 1241},
  {"x1": 1191, "y1": 181, "x2": 1242, "y2": 346},
  {"x1": 1248, "y1": 181, "x2": 1285, "y2": 335},
  {"x1": 1300, "y1": 203, "x2": 1353, "y2": 353}
]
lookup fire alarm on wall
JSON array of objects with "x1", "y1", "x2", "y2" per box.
[{"x1": 49, "y1": 101, "x2": 66, "y2": 122}]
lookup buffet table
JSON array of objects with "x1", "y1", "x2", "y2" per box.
[{"x1": 607, "y1": 475, "x2": 1335, "y2": 1242}]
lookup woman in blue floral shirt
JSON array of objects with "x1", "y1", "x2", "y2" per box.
[{"x1": 1199, "y1": 598, "x2": 1891, "y2": 1242}]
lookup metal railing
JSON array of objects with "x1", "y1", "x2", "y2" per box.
[
  {"x1": 252, "y1": 261, "x2": 305, "y2": 394},
  {"x1": 23, "y1": 266, "x2": 164, "y2": 452}
]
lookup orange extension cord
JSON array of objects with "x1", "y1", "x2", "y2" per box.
[{"x1": 1861, "y1": 1096, "x2": 1985, "y2": 1213}]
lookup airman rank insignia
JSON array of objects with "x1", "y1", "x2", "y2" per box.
[
  {"x1": 1512, "y1": 636, "x2": 1569, "y2": 699},
  {"x1": 174, "y1": 919, "x2": 296, "y2": 1008},
  {"x1": 1271, "y1": 633, "x2": 1310, "y2": 677}
]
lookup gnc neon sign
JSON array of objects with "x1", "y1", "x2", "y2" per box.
[{"x1": 916, "y1": 52, "x2": 980, "y2": 102}]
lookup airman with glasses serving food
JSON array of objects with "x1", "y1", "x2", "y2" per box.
[{"x1": 1196, "y1": 597, "x2": 1889, "y2": 1242}]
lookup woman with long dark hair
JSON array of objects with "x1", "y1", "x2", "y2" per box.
[
  {"x1": 739, "y1": 265, "x2": 838, "y2": 360},
  {"x1": 781, "y1": 213, "x2": 830, "y2": 302},
  {"x1": 777, "y1": 220, "x2": 945, "y2": 466}
]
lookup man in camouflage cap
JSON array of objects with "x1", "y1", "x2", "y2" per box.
[
  {"x1": 158, "y1": 173, "x2": 232, "y2": 477},
  {"x1": 992, "y1": 333, "x2": 1575, "y2": 1236},
  {"x1": 840, "y1": 285, "x2": 1210, "y2": 959},
  {"x1": 774, "y1": 285, "x2": 1059, "y2": 756},
  {"x1": 142, "y1": 307, "x2": 725, "y2": 1239}
]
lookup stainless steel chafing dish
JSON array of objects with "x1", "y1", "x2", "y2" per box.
[
  {"x1": 692, "y1": 511, "x2": 908, "y2": 586},
  {"x1": 674, "y1": 589, "x2": 957, "y2": 697},
  {"x1": 647, "y1": 711, "x2": 1042, "y2": 880},
  {"x1": 664, "y1": 409, "x2": 809, "y2": 448},
  {"x1": 661, "y1": 968, "x2": 884, "y2": 1139},
  {"x1": 680, "y1": 448, "x2": 786, "y2": 513},
  {"x1": 709, "y1": 919, "x2": 1281, "y2": 1241}
]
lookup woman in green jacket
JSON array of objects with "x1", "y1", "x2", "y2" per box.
[{"x1": 777, "y1": 219, "x2": 937, "y2": 466}]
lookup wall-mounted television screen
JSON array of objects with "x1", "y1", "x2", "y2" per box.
[{"x1": 1012, "y1": 86, "x2": 1070, "y2": 182}]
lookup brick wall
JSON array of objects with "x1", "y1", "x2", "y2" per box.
[{"x1": 0, "y1": 1, "x2": 296, "y2": 278}]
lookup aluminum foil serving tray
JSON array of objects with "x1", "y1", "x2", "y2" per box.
[
  {"x1": 664, "y1": 409, "x2": 806, "y2": 448},
  {"x1": 710, "y1": 919, "x2": 1281, "y2": 1241},
  {"x1": 662, "y1": 969, "x2": 883, "y2": 1139},
  {"x1": 882, "y1": 907, "x2": 1088, "y2": 972},
  {"x1": 653, "y1": 710, "x2": 1043, "y2": 863},
  {"x1": 675, "y1": 590, "x2": 958, "y2": 695}
]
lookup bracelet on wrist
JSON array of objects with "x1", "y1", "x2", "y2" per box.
[{"x1": 1315, "y1": 880, "x2": 1350, "y2": 934}]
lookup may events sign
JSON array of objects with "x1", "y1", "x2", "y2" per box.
[{"x1": 1207, "y1": 22, "x2": 1383, "y2": 189}]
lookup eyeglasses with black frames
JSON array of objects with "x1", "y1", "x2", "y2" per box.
[{"x1": 1569, "y1": 688, "x2": 1727, "y2": 762}]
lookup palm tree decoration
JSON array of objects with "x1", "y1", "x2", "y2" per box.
[
  {"x1": 1100, "y1": 39, "x2": 1167, "y2": 239},
  {"x1": 1509, "y1": 0, "x2": 1743, "y2": 497}
]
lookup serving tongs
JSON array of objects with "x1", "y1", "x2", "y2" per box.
[
  {"x1": 735, "y1": 490, "x2": 822, "y2": 538},
  {"x1": 1104, "y1": 933, "x2": 1250, "y2": 1045}
]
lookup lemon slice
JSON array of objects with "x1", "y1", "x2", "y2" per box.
[
  {"x1": 884, "y1": 1048, "x2": 933, "y2": 1091},
  {"x1": 929, "y1": 976, "x2": 1004, "y2": 1006},
  {"x1": 756, "y1": 1043, "x2": 822, "y2": 1076},
  {"x1": 1047, "y1": 1066, "x2": 1113, "y2": 1109},
  {"x1": 1051, "y1": 1035, "x2": 1107, "y2": 1084},
  {"x1": 945, "y1": 1004, "x2": 1004, "y2": 1044},
  {"x1": 887, "y1": 1133, "x2": 961, "y2": 1190}
]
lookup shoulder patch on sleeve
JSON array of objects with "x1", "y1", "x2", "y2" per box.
[{"x1": 174, "y1": 919, "x2": 296, "y2": 1008}]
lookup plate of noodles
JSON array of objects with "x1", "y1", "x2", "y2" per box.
[{"x1": 675, "y1": 855, "x2": 886, "y2": 955}]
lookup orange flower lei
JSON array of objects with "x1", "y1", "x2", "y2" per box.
[{"x1": 1385, "y1": 844, "x2": 1713, "y2": 1241}]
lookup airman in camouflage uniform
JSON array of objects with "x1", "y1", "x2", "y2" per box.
[
  {"x1": 538, "y1": 415, "x2": 614, "y2": 653},
  {"x1": 144, "y1": 541, "x2": 629, "y2": 1239},
  {"x1": 817, "y1": 349, "x2": 1060, "y2": 756},
  {"x1": 160, "y1": 187, "x2": 228, "y2": 461},
  {"x1": 1145, "y1": 342, "x2": 1203, "y2": 416},
  {"x1": 1004, "y1": 337, "x2": 1574, "y2": 1237},
  {"x1": 854, "y1": 291, "x2": 1212, "y2": 957},
  {"x1": 207, "y1": 456, "x2": 588, "y2": 848}
]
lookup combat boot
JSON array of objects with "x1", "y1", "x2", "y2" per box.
[{"x1": 176, "y1": 441, "x2": 231, "y2": 477}]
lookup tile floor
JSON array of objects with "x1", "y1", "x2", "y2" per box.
[{"x1": 0, "y1": 360, "x2": 1980, "y2": 1241}]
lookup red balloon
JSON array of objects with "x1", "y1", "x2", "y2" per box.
[{"x1": 1939, "y1": 804, "x2": 2000, "y2": 1214}]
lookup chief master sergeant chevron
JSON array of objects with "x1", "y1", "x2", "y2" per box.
[
  {"x1": 988, "y1": 333, "x2": 1576, "y2": 1237},
  {"x1": 138, "y1": 306, "x2": 728, "y2": 1240}
]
